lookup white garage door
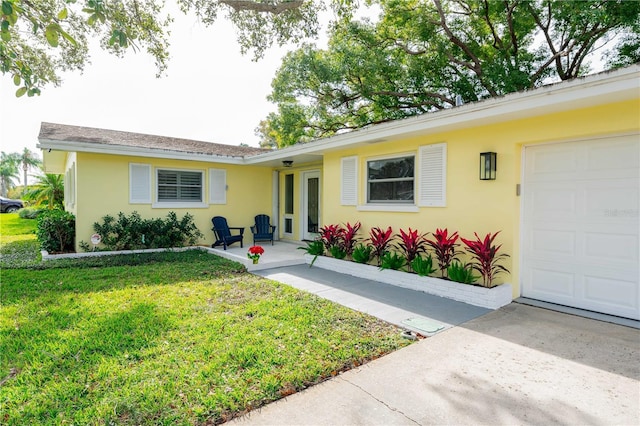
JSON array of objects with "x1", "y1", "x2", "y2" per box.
[{"x1": 522, "y1": 135, "x2": 640, "y2": 320}]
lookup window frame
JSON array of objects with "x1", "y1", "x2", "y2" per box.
[
  {"x1": 153, "y1": 167, "x2": 207, "y2": 208},
  {"x1": 365, "y1": 153, "x2": 416, "y2": 205}
]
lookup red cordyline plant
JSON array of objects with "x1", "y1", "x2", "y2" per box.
[
  {"x1": 368, "y1": 226, "x2": 394, "y2": 266},
  {"x1": 395, "y1": 228, "x2": 427, "y2": 271},
  {"x1": 342, "y1": 222, "x2": 361, "y2": 256},
  {"x1": 319, "y1": 224, "x2": 345, "y2": 251},
  {"x1": 461, "y1": 231, "x2": 510, "y2": 288},
  {"x1": 425, "y1": 228, "x2": 462, "y2": 278}
]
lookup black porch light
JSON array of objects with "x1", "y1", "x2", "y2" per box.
[
  {"x1": 282, "y1": 160, "x2": 293, "y2": 168},
  {"x1": 479, "y1": 152, "x2": 497, "y2": 180}
]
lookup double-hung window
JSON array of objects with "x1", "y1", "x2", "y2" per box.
[
  {"x1": 367, "y1": 155, "x2": 415, "y2": 203},
  {"x1": 157, "y1": 169, "x2": 203, "y2": 203}
]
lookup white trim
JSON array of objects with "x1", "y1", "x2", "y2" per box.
[
  {"x1": 38, "y1": 139, "x2": 247, "y2": 165},
  {"x1": 272, "y1": 171, "x2": 280, "y2": 241},
  {"x1": 357, "y1": 204, "x2": 419, "y2": 213},
  {"x1": 365, "y1": 152, "x2": 416, "y2": 205},
  {"x1": 155, "y1": 167, "x2": 205, "y2": 205},
  {"x1": 302, "y1": 170, "x2": 321, "y2": 240},
  {"x1": 129, "y1": 163, "x2": 152, "y2": 204},
  {"x1": 151, "y1": 202, "x2": 208, "y2": 209}
]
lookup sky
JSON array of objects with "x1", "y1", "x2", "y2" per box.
[{"x1": 0, "y1": 5, "x2": 331, "y2": 158}]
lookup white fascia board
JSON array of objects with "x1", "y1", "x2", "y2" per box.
[
  {"x1": 36, "y1": 139, "x2": 246, "y2": 165},
  {"x1": 246, "y1": 66, "x2": 640, "y2": 165}
]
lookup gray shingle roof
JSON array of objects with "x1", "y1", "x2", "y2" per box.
[{"x1": 39, "y1": 122, "x2": 270, "y2": 158}]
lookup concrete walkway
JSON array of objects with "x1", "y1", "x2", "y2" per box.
[
  {"x1": 229, "y1": 268, "x2": 640, "y2": 425},
  {"x1": 257, "y1": 265, "x2": 490, "y2": 335}
]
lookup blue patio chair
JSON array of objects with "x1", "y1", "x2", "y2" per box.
[
  {"x1": 250, "y1": 214, "x2": 276, "y2": 245},
  {"x1": 211, "y1": 216, "x2": 244, "y2": 250}
]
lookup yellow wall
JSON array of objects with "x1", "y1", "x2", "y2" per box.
[
  {"x1": 322, "y1": 99, "x2": 640, "y2": 297},
  {"x1": 74, "y1": 153, "x2": 273, "y2": 250}
]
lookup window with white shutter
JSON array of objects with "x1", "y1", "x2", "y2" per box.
[
  {"x1": 157, "y1": 169, "x2": 203, "y2": 202},
  {"x1": 129, "y1": 163, "x2": 151, "y2": 204},
  {"x1": 209, "y1": 168, "x2": 227, "y2": 204},
  {"x1": 341, "y1": 156, "x2": 358, "y2": 205},
  {"x1": 366, "y1": 155, "x2": 414, "y2": 203},
  {"x1": 418, "y1": 143, "x2": 447, "y2": 207}
]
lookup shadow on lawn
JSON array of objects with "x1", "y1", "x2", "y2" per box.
[{"x1": 1, "y1": 250, "x2": 247, "y2": 305}]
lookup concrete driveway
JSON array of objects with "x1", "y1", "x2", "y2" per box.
[{"x1": 230, "y1": 303, "x2": 640, "y2": 425}]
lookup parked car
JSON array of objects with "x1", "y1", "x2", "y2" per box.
[{"x1": 0, "y1": 196, "x2": 24, "y2": 213}]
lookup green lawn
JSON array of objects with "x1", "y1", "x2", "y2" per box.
[
  {"x1": 0, "y1": 217, "x2": 409, "y2": 425},
  {"x1": 0, "y1": 212, "x2": 41, "y2": 269}
]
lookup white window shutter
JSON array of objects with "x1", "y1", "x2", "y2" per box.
[
  {"x1": 69, "y1": 163, "x2": 76, "y2": 205},
  {"x1": 209, "y1": 168, "x2": 227, "y2": 204},
  {"x1": 418, "y1": 143, "x2": 447, "y2": 207},
  {"x1": 341, "y1": 156, "x2": 358, "y2": 205},
  {"x1": 129, "y1": 163, "x2": 151, "y2": 204}
]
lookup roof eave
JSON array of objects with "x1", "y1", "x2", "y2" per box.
[
  {"x1": 36, "y1": 139, "x2": 249, "y2": 165},
  {"x1": 246, "y1": 65, "x2": 640, "y2": 165}
]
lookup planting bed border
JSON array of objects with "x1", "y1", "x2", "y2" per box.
[{"x1": 305, "y1": 254, "x2": 512, "y2": 310}]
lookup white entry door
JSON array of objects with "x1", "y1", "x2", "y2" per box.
[
  {"x1": 521, "y1": 135, "x2": 640, "y2": 320},
  {"x1": 302, "y1": 171, "x2": 320, "y2": 241}
]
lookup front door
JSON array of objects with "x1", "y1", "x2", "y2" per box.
[{"x1": 302, "y1": 171, "x2": 320, "y2": 241}]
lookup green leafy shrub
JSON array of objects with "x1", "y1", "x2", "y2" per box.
[
  {"x1": 380, "y1": 251, "x2": 405, "y2": 271},
  {"x1": 447, "y1": 261, "x2": 477, "y2": 284},
  {"x1": 80, "y1": 211, "x2": 203, "y2": 251},
  {"x1": 351, "y1": 243, "x2": 373, "y2": 264},
  {"x1": 297, "y1": 239, "x2": 325, "y2": 266},
  {"x1": 36, "y1": 209, "x2": 75, "y2": 253},
  {"x1": 18, "y1": 207, "x2": 44, "y2": 219},
  {"x1": 411, "y1": 255, "x2": 435, "y2": 277},
  {"x1": 329, "y1": 245, "x2": 347, "y2": 259}
]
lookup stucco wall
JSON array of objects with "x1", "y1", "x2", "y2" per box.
[
  {"x1": 321, "y1": 99, "x2": 640, "y2": 297},
  {"x1": 74, "y1": 153, "x2": 273, "y2": 251}
]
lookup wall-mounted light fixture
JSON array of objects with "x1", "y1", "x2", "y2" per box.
[
  {"x1": 479, "y1": 152, "x2": 497, "y2": 180},
  {"x1": 282, "y1": 160, "x2": 293, "y2": 168}
]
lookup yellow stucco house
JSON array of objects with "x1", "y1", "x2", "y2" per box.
[{"x1": 39, "y1": 65, "x2": 639, "y2": 320}]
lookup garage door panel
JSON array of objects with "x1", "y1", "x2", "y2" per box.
[
  {"x1": 585, "y1": 232, "x2": 638, "y2": 263},
  {"x1": 530, "y1": 148, "x2": 579, "y2": 176},
  {"x1": 528, "y1": 266, "x2": 576, "y2": 298},
  {"x1": 586, "y1": 186, "x2": 639, "y2": 219},
  {"x1": 584, "y1": 276, "x2": 638, "y2": 308},
  {"x1": 522, "y1": 135, "x2": 640, "y2": 320},
  {"x1": 528, "y1": 187, "x2": 577, "y2": 217},
  {"x1": 587, "y1": 140, "x2": 640, "y2": 172}
]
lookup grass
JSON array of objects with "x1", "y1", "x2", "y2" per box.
[
  {"x1": 0, "y1": 217, "x2": 410, "y2": 425},
  {"x1": 0, "y1": 212, "x2": 41, "y2": 268}
]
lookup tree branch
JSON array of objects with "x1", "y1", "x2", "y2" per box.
[
  {"x1": 219, "y1": 0, "x2": 303, "y2": 15},
  {"x1": 482, "y1": 0, "x2": 503, "y2": 50}
]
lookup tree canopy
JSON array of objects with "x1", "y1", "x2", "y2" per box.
[
  {"x1": 259, "y1": 0, "x2": 640, "y2": 147},
  {"x1": 1, "y1": 0, "x2": 354, "y2": 96}
]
